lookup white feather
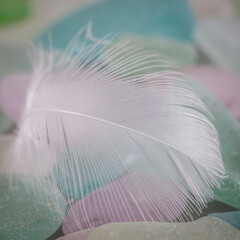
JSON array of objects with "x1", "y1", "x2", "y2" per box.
[{"x1": 11, "y1": 25, "x2": 225, "y2": 230}]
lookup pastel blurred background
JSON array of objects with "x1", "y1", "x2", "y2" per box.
[{"x1": 0, "y1": 0, "x2": 239, "y2": 239}]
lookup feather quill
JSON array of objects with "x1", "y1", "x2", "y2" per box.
[{"x1": 11, "y1": 25, "x2": 225, "y2": 231}]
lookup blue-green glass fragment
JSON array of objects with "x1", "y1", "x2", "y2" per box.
[
  {"x1": 39, "y1": 0, "x2": 194, "y2": 50},
  {"x1": 209, "y1": 211, "x2": 240, "y2": 230},
  {"x1": 0, "y1": 174, "x2": 66, "y2": 240}
]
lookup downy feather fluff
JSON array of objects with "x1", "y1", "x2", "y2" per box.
[{"x1": 11, "y1": 25, "x2": 225, "y2": 230}]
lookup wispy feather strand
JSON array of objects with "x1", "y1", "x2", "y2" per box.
[{"x1": 11, "y1": 25, "x2": 225, "y2": 232}]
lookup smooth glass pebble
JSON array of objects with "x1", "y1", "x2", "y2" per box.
[
  {"x1": 209, "y1": 211, "x2": 240, "y2": 230},
  {"x1": 88, "y1": 217, "x2": 240, "y2": 240},
  {"x1": 0, "y1": 174, "x2": 66, "y2": 240},
  {"x1": 196, "y1": 19, "x2": 240, "y2": 73},
  {"x1": 39, "y1": 0, "x2": 194, "y2": 50}
]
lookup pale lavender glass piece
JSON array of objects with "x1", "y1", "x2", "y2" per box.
[
  {"x1": 62, "y1": 171, "x2": 187, "y2": 235},
  {"x1": 0, "y1": 72, "x2": 31, "y2": 122},
  {"x1": 182, "y1": 65, "x2": 240, "y2": 121}
]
